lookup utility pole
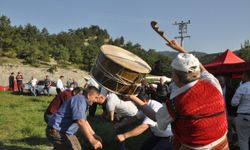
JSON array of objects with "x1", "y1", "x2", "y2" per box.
[{"x1": 173, "y1": 20, "x2": 191, "y2": 47}]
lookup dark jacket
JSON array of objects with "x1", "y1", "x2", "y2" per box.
[{"x1": 224, "y1": 85, "x2": 237, "y2": 116}]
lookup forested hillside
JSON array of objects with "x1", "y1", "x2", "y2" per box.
[
  {"x1": 0, "y1": 15, "x2": 172, "y2": 76},
  {"x1": 1, "y1": 15, "x2": 249, "y2": 77}
]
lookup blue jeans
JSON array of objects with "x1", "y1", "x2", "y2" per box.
[
  {"x1": 44, "y1": 87, "x2": 50, "y2": 96},
  {"x1": 30, "y1": 86, "x2": 36, "y2": 96}
]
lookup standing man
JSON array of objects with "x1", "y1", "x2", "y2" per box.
[
  {"x1": 216, "y1": 75, "x2": 237, "y2": 147},
  {"x1": 72, "y1": 79, "x2": 78, "y2": 88},
  {"x1": 30, "y1": 76, "x2": 38, "y2": 96},
  {"x1": 128, "y1": 40, "x2": 228, "y2": 149},
  {"x1": 231, "y1": 71, "x2": 250, "y2": 150},
  {"x1": 9, "y1": 72, "x2": 15, "y2": 91},
  {"x1": 44, "y1": 75, "x2": 51, "y2": 96},
  {"x1": 46, "y1": 86, "x2": 103, "y2": 150},
  {"x1": 16, "y1": 72, "x2": 24, "y2": 94},
  {"x1": 56, "y1": 75, "x2": 64, "y2": 94},
  {"x1": 66, "y1": 78, "x2": 72, "y2": 88}
]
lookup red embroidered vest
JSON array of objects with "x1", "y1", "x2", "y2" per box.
[{"x1": 166, "y1": 80, "x2": 228, "y2": 146}]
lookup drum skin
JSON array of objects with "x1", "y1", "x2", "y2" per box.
[{"x1": 91, "y1": 45, "x2": 151, "y2": 95}]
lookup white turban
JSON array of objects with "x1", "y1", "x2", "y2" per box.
[{"x1": 171, "y1": 53, "x2": 200, "y2": 73}]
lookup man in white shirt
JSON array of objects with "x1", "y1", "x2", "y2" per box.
[
  {"x1": 30, "y1": 76, "x2": 37, "y2": 96},
  {"x1": 231, "y1": 71, "x2": 250, "y2": 150},
  {"x1": 106, "y1": 93, "x2": 138, "y2": 122},
  {"x1": 116, "y1": 92, "x2": 172, "y2": 150},
  {"x1": 56, "y1": 76, "x2": 64, "y2": 94}
]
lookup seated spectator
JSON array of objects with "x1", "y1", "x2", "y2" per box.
[{"x1": 116, "y1": 93, "x2": 173, "y2": 150}]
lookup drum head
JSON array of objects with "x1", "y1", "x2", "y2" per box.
[{"x1": 100, "y1": 45, "x2": 151, "y2": 73}]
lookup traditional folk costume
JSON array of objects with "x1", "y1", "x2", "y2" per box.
[{"x1": 156, "y1": 54, "x2": 229, "y2": 150}]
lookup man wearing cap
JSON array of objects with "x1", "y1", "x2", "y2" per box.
[{"x1": 128, "y1": 41, "x2": 228, "y2": 149}]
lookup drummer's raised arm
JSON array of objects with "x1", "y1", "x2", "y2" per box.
[
  {"x1": 128, "y1": 95, "x2": 156, "y2": 122},
  {"x1": 168, "y1": 40, "x2": 187, "y2": 53}
]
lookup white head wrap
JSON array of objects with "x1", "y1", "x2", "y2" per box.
[{"x1": 171, "y1": 53, "x2": 200, "y2": 73}]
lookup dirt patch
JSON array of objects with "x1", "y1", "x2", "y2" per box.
[{"x1": 0, "y1": 64, "x2": 89, "y2": 86}]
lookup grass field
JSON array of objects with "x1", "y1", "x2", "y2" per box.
[{"x1": 0, "y1": 91, "x2": 149, "y2": 150}]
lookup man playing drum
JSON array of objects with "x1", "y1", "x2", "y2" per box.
[{"x1": 127, "y1": 40, "x2": 229, "y2": 150}]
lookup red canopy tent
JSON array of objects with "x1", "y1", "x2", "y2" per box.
[{"x1": 204, "y1": 49, "x2": 250, "y2": 75}]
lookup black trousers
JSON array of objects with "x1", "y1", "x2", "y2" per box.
[
  {"x1": 56, "y1": 88, "x2": 61, "y2": 94},
  {"x1": 140, "y1": 135, "x2": 172, "y2": 150}
]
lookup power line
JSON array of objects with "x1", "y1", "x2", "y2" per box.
[{"x1": 173, "y1": 20, "x2": 191, "y2": 47}]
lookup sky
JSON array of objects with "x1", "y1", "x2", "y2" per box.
[{"x1": 1, "y1": 0, "x2": 250, "y2": 53}]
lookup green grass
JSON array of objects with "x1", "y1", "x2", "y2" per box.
[{"x1": 0, "y1": 91, "x2": 149, "y2": 150}]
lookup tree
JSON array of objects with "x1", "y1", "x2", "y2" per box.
[
  {"x1": 151, "y1": 56, "x2": 172, "y2": 76},
  {"x1": 238, "y1": 40, "x2": 250, "y2": 60},
  {"x1": 0, "y1": 15, "x2": 173, "y2": 76},
  {"x1": 0, "y1": 15, "x2": 15, "y2": 54}
]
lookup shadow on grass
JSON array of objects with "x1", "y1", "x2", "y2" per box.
[
  {"x1": 10, "y1": 91, "x2": 30, "y2": 96},
  {"x1": 30, "y1": 98, "x2": 45, "y2": 103},
  {"x1": 9, "y1": 136, "x2": 50, "y2": 146},
  {"x1": 0, "y1": 141, "x2": 33, "y2": 150}
]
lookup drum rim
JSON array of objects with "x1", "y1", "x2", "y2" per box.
[
  {"x1": 100, "y1": 44, "x2": 151, "y2": 74},
  {"x1": 90, "y1": 73, "x2": 140, "y2": 95}
]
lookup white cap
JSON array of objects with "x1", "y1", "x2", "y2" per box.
[{"x1": 171, "y1": 53, "x2": 200, "y2": 73}]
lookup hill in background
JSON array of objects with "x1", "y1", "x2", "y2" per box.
[
  {"x1": 159, "y1": 51, "x2": 207, "y2": 60},
  {"x1": 0, "y1": 14, "x2": 249, "y2": 79}
]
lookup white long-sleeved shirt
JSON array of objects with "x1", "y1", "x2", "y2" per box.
[
  {"x1": 56, "y1": 79, "x2": 64, "y2": 90},
  {"x1": 231, "y1": 81, "x2": 250, "y2": 114}
]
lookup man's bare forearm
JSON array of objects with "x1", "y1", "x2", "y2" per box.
[
  {"x1": 123, "y1": 124, "x2": 149, "y2": 139},
  {"x1": 77, "y1": 119, "x2": 96, "y2": 142}
]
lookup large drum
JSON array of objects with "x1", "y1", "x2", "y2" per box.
[{"x1": 91, "y1": 45, "x2": 151, "y2": 95}]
